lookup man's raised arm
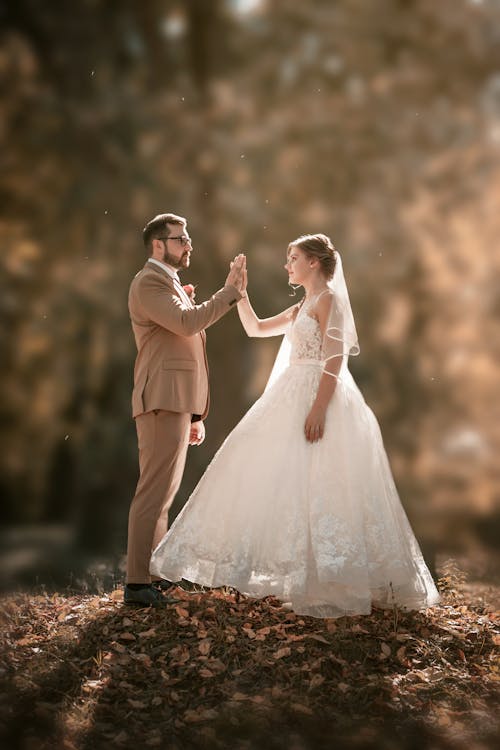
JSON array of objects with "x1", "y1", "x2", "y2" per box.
[{"x1": 135, "y1": 255, "x2": 246, "y2": 337}]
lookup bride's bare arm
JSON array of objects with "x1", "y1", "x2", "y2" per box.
[
  {"x1": 304, "y1": 292, "x2": 341, "y2": 442},
  {"x1": 237, "y1": 294, "x2": 298, "y2": 337}
]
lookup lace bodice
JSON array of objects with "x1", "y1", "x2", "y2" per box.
[{"x1": 289, "y1": 296, "x2": 323, "y2": 361}]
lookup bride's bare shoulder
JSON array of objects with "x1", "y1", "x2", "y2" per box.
[{"x1": 314, "y1": 289, "x2": 334, "y2": 322}]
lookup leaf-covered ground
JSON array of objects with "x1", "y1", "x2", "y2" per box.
[{"x1": 0, "y1": 561, "x2": 498, "y2": 750}]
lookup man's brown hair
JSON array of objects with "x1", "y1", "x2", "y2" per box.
[{"x1": 143, "y1": 213, "x2": 186, "y2": 251}]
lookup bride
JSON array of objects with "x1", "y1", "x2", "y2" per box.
[{"x1": 150, "y1": 233, "x2": 440, "y2": 618}]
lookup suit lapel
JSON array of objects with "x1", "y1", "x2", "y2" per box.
[
  {"x1": 146, "y1": 261, "x2": 194, "y2": 309},
  {"x1": 172, "y1": 278, "x2": 194, "y2": 309},
  {"x1": 144, "y1": 261, "x2": 205, "y2": 347}
]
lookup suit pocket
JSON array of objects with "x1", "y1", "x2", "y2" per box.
[{"x1": 162, "y1": 359, "x2": 197, "y2": 371}]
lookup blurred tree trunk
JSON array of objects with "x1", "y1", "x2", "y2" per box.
[{"x1": 184, "y1": 1, "x2": 248, "y2": 454}]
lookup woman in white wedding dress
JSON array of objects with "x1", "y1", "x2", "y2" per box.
[{"x1": 150, "y1": 234, "x2": 440, "y2": 618}]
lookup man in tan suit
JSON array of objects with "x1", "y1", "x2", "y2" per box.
[{"x1": 125, "y1": 213, "x2": 246, "y2": 607}]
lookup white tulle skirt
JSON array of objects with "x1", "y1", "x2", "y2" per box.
[{"x1": 150, "y1": 362, "x2": 440, "y2": 618}]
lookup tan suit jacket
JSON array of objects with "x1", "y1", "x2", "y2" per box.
[{"x1": 129, "y1": 261, "x2": 241, "y2": 419}]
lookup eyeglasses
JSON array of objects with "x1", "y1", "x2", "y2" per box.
[{"x1": 158, "y1": 235, "x2": 192, "y2": 247}]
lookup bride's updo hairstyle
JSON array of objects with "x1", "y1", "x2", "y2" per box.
[{"x1": 288, "y1": 233, "x2": 336, "y2": 280}]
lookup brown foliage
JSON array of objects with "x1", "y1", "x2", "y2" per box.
[{"x1": 0, "y1": 565, "x2": 498, "y2": 749}]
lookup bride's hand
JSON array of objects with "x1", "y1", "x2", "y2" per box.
[
  {"x1": 240, "y1": 266, "x2": 248, "y2": 297},
  {"x1": 304, "y1": 405, "x2": 326, "y2": 442}
]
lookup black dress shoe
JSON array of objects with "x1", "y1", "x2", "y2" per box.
[
  {"x1": 124, "y1": 584, "x2": 168, "y2": 608},
  {"x1": 152, "y1": 578, "x2": 174, "y2": 592}
]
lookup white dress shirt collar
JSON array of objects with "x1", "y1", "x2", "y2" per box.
[
  {"x1": 147, "y1": 257, "x2": 193, "y2": 307},
  {"x1": 147, "y1": 257, "x2": 180, "y2": 281}
]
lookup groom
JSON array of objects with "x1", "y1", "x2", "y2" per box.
[{"x1": 125, "y1": 213, "x2": 246, "y2": 607}]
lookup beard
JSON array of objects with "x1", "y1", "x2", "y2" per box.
[{"x1": 162, "y1": 248, "x2": 190, "y2": 270}]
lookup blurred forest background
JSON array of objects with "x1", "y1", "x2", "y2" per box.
[{"x1": 1, "y1": 0, "x2": 499, "y2": 590}]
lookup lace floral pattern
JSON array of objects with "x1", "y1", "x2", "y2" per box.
[
  {"x1": 151, "y1": 298, "x2": 440, "y2": 618},
  {"x1": 289, "y1": 297, "x2": 323, "y2": 361}
]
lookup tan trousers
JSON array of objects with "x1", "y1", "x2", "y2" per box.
[{"x1": 126, "y1": 409, "x2": 191, "y2": 584}]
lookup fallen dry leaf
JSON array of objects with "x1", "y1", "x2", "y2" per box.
[
  {"x1": 199, "y1": 668, "x2": 214, "y2": 678},
  {"x1": 273, "y1": 647, "x2": 292, "y2": 659},
  {"x1": 138, "y1": 628, "x2": 156, "y2": 639},
  {"x1": 309, "y1": 674, "x2": 325, "y2": 690},
  {"x1": 127, "y1": 699, "x2": 147, "y2": 709},
  {"x1": 291, "y1": 703, "x2": 314, "y2": 715},
  {"x1": 118, "y1": 632, "x2": 136, "y2": 641},
  {"x1": 198, "y1": 638, "x2": 211, "y2": 656}
]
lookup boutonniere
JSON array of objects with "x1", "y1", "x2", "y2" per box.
[{"x1": 183, "y1": 284, "x2": 196, "y2": 302}]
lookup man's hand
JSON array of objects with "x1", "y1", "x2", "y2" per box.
[
  {"x1": 189, "y1": 420, "x2": 205, "y2": 446},
  {"x1": 225, "y1": 254, "x2": 246, "y2": 294},
  {"x1": 304, "y1": 404, "x2": 326, "y2": 443}
]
